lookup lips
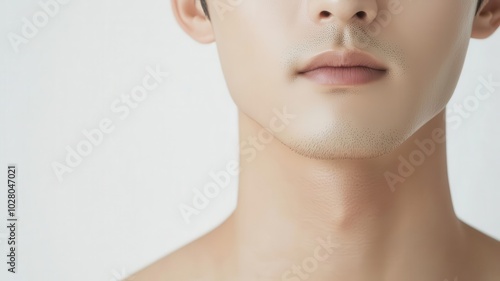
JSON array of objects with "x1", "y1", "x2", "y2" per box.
[{"x1": 297, "y1": 50, "x2": 388, "y2": 86}]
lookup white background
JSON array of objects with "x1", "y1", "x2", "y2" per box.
[{"x1": 0, "y1": 0, "x2": 499, "y2": 280}]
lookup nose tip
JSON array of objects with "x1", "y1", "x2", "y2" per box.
[{"x1": 309, "y1": 0, "x2": 378, "y2": 26}]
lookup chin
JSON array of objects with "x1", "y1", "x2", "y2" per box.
[{"x1": 276, "y1": 125, "x2": 408, "y2": 160}]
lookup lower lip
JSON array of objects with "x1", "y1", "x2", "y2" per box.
[{"x1": 299, "y1": 67, "x2": 387, "y2": 86}]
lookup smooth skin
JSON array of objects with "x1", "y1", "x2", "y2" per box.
[{"x1": 130, "y1": 0, "x2": 500, "y2": 280}]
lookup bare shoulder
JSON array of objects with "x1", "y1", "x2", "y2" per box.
[
  {"x1": 125, "y1": 240, "x2": 209, "y2": 281},
  {"x1": 125, "y1": 221, "x2": 235, "y2": 281},
  {"x1": 461, "y1": 222, "x2": 500, "y2": 281},
  {"x1": 125, "y1": 235, "x2": 219, "y2": 281}
]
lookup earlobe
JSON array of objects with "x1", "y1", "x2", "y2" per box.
[
  {"x1": 471, "y1": 0, "x2": 500, "y2": 39},
  {"x1": 171, "y1": 0, "x2": 215, "y2": 44}
]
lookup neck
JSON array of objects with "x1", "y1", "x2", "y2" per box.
[{"x1": 223, "y1": 110, "x2": 466, "y2": 280}]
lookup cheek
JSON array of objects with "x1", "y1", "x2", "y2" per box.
[
  {"x1": 396, "y1": 0, "x2": 474, "y2": 64},
  {"x1": 396, "y1": 0, "x2": 475, "y2": 113},
  {"x1": 213, "y1": 12, "x2": 293, "y2": 124}
]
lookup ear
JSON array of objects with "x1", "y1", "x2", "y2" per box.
[
  {"x1": 171, "y1": 0, "x2": 215, "y2": 43},
  {"x1": 472, "y1": 0, "x2": 500, "y2": 39}
]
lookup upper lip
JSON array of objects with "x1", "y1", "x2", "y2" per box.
[{"x1": 297, "y1": 50, "x2": 387, "y2": 73}]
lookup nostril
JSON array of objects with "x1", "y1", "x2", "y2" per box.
[
  {"x1": 320, "y1": 11, "x2": 331, "y2": 18},
  {"x1": 355, "y1": 11, "x2": 367, "y2": 19}
]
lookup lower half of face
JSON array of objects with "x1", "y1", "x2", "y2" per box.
[{"x1": 211, "y1": 0, "x2": 477, "y2": 159}]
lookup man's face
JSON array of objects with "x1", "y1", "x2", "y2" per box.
[{"x1": 206, "y1": 0, "x2": 478, "y2": 159}]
